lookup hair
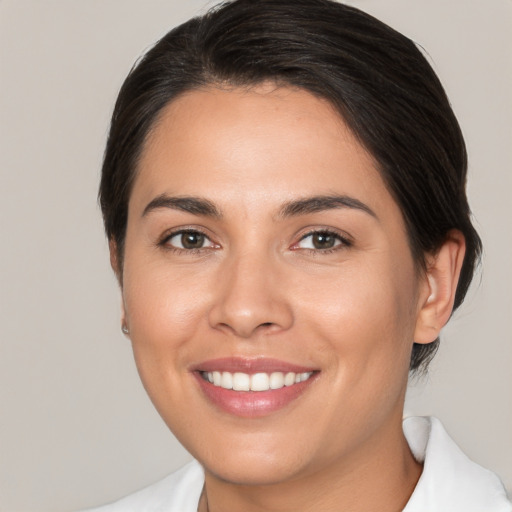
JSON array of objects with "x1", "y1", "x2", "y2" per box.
[{"x1": 99, "y1": 0, "x2": 482, "y2": 373}]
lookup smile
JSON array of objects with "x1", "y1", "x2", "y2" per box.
[
  {"x1": 193, "y1": 359, "x2": 319, "y2": 417},
  {"x1": 200, "y1": 371, "x2": 314, "y2": 391}
]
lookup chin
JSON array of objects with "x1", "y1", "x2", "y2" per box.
[
  {"x1": 202, "y1": 450, "x2": 306, "y2": 486},
  {"x1": 185, "y1": 426, "x2": 315, "y2": 486}
]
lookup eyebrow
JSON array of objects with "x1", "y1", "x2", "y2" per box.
[
  {"x1": 278, "y1": 195, "x2": 377, "y2": 219},
  {"x1": 141, "y1": 193, "x2": 377, "y2": 221},
  {"x1": 142, "y1": 194, "x2": 222, "y2": 218}
]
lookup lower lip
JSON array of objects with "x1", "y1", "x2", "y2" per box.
[{"x1": 193, "y1": 373, "x2": 318, "y2": 418}]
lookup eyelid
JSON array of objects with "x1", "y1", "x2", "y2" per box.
[
  {"x1": 290, "y1": 227, "x2": 353, "y2": 251},
  {"x1": 158, "y1": 226, "x2": 220, "y2": 250}
]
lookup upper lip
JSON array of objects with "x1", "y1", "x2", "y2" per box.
[{"x1": 190, "y1": 357, "x2": 317, "y2": 374}]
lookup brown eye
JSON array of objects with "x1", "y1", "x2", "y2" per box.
[
  {"x1": 296, "y1": 231, "x2": 345, "y2": 251},
  {"x1": 166, "y1": 230, "x2": 214, "y2": 250},
  {"x1": 311, "y1": 232, "x2": 336, "y2": 249},
  {"x1": 181, "y1": 232, "x2": 205, "y2": 249}
]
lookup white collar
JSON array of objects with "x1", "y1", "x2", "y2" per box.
[{"x1": 403, "y1": 416, "x2": 511, "y2": 511}]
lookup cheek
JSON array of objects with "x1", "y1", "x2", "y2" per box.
[
  {"x1": 121, "y1": 255, "x2": 213, "y2": 378},
  {"x1": 298, "y1": 258, "x2": 419, "y2": 374},
  {"x1": 121, "y1": 264, "x2": 216, "y2": 432},
  {"x1": 123, "y1": 239, "x2": 208, "y2": 325},
  {"x1": 297, "y1": 264, "x2": 418, "y2": 433}
]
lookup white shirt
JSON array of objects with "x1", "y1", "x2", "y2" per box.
[{"x1": 84, "y1": 416, "x2": 511, "y2": 511}]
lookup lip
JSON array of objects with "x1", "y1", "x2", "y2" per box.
[
  {"x1": 191, "y1": 357, "x2": 319, "y2": 418},
  {"x1": 190, "y1": 357, "x2": 317, "y2": 374}
]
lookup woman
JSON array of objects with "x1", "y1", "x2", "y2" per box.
[{"x1": 87, "y1": 0, "x2": 511, "y2": 510}]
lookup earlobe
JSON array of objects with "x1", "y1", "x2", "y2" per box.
[
  {"x1": 121, "y1": 304, "x2": 129, "y2": 336},
  {"x1": 414, "y1": 230, "x2": 466, "y2": 344}
]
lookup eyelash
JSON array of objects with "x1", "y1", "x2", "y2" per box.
[
  {"x1": 292, "y1": 229, "x2": 352, "y2": 254},
  {"x1": 158, "y1": 228, "x2": 217, "y2": 254},
  {"x1": 158, "y1": 228, "x2": 352, "y2": 255}
]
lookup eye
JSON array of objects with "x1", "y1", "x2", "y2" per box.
[
  {"x1": 295, "y1": 230, "x2": 348, "y2": 251},
  {"x1": 164, "y1": 230, "x2": 216, "y2": 250}
]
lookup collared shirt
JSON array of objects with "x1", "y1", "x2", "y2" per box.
[{"x1": 84, "y1": 416, "x2": 511, "y2": 511}]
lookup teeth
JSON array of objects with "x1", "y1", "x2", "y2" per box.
[
  {"x1": 251, "y1": 372, "x2": 270, "y2": 391},
  {"x1": 284, "y1": 372, "x2": 296, "y2": 386},
  {"x1": 295, "y1": 372, "x2": 310, "y2": 383},
  {"x1": 221, "y1": 371, "x2": 233, "y2": 389},
  {"x1": 203, "y1": 371, "x2": 313, "y2": 391},
  {"x1": 232, "y1": 372, "x2": 250, "y2": 391},
  {"x1": 269, "y1": 372, "x2": 284, "y2": 389}
]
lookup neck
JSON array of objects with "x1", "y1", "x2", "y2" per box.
[{"x1": 198, "y1": 415, "x2": 422, "y2": 512}]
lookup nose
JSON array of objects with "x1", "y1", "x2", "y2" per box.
[{"x1": 208, "y1": 251, "x2": 294, "y2": 339}]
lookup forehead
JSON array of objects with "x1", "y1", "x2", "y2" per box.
[{"x1": 132, "y1": 84, "x2": 397, "y2": 220}]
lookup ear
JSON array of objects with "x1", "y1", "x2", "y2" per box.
[
  {"x1": 109, "y1": 238, "x2": 122, "y2": 284},
  {"x1": 109, "y1": 238, "x2": 129, "y2": 332},
  {"x1": 414, "y1": 230, "x2": 466, "y2": 344}
]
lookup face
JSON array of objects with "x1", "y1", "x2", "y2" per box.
[{"x1": 121, "y1": 85, "x2": 429, "y2": 485}]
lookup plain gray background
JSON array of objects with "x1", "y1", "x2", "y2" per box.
[{"x1": 0, "y1": 1, "x2": 510, "y2": 510}]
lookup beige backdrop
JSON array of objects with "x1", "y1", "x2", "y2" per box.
[{"x1": 0, "y1": 1, "x2": 510, "y2": 510}]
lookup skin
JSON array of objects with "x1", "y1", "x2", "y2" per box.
[{"x1": 114, "y1": 84, "x2": 465, "y2": 512}]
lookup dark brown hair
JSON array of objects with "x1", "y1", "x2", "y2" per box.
[{"x1": 99, "y1": 0, "x2": 482, "y2": 373}]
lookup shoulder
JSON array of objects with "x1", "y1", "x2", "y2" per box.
[
  {"x1": 81, "y1": 460, "x2": 204, "y2": 512},
  {"x1": 403, "y1": 416, "x2": 511, "y2": 512}
]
